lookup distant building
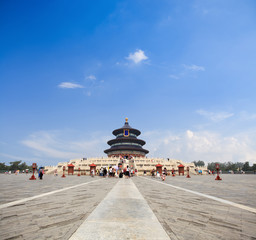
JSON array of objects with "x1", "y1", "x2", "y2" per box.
[
  {"x1": 44, "y1": 118, "x2": 208, "y2": 175},
  {"x1": 104, "y1": 118, "x2": 149, "y2": 158}
]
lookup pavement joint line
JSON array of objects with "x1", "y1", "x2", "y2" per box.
[
  {"x1": 139, "y1": 176, "x2": 256, "y2": 214},
  {"x1": 0, "y1": 178, "x2": 104, "y2": 210},
  {"x1": 69, "y1": 178, "x2": 170, "y2": 240}
]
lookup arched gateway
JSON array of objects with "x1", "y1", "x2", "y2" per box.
[{"x1": 104, "y1": 118, "x2": 149, "y2": 158}]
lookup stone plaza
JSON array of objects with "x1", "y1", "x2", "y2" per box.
[{"x1": 0, "y1": 174, "x2": 255, "y2": 239}]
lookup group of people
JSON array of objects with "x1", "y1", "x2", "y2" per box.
[
  {"x1": 4, "y1": 168, "x2": 44, "y2": 179},
  {"x1": 151, "y1": 168, "x2": 168, "y2": 181},
  {"x1": 5, "y1": 169, "x2": 30, "y2": 175},
  {"x1": 195, "y1": 169, "x2": 203, "y2": 175},
  {"x1": 98, "y1": 167, "x2": 117, "y2": 177},
  {"x1": 94, "y1": 165, "x2": 137, "y2": 179},
  {"x1": 122, "y1": 165, "x2": 136, "y2": 178}
]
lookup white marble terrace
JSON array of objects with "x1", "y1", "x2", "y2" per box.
[{"x1": 45, "y1": 157, "x2": 208, "y2": 175}]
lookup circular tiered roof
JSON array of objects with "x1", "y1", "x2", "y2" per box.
[
  {"x1": 104, "y1": 118, "x2": 149, "y2": 157},
  {"x1": 112, "y1": 121, "x2": 141, "y2": 136}
]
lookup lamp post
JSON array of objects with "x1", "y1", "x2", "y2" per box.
[
  {"x1": 172, "y1": 168, "x2": 175, "y2": 177},
  {"x1": 29, "y1": 163, "x2": 37, "y2": 180},
  {"x1": 186, "y1": 166, "x2": 191, "y2": 178},
  {"x1": 215, "y1": 163, "x2": 222, "y2": 180},
  {"x1": 62, "y1": 166, "x2": 66, "y2": 178}
]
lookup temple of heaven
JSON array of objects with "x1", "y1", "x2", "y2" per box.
[{"x1": 104, "y1": 118, "x2": 149, "y2": 158}]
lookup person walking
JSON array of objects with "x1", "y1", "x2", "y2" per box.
[
  {"x1": 39, "y1": 169, "x2": 43, "y2": 180},
  {"x1": 125, "y1": 166, "x2": 130, "y2": 178}
]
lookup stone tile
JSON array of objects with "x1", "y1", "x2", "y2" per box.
[
  {"x1": 0, "y1": 176, "x2": 118, "y2": 240},
  {"x1": 133, "y1": 176, "x2": 256, "y2": 240},
  {"x1": 1, "y1": 174, "x2": 255, "y2": 240}
]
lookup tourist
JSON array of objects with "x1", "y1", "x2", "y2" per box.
[
  {"x1": 39, "y1": 169, "x2": 43, "y2": 180},
  {"x1": 103, "y1": 168, "x2": 107, "y2": 177},
  {"x1": 109, "y1": 167, "x2": 113, "y2": 177},
  {"x1": 163, "y1": 167, "x2": 167, "y2": 176},
  {"x1": 125, "y1": 165, "x2": 130, "y2": 178},
  {"x1": 161, "y1": 173, "x2": 166, "y2": 181}
]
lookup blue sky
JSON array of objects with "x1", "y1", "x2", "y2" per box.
[{"x1": 1, "y1": 0, "x2": 256, "y2": 166}]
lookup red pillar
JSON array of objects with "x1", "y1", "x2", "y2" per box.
[
  {"x1": 215, "y1": 163, "x2": 222, "y2": 180},
  {"x1": 186, "y1": 166, "x2": 191, "y2": 178},
  {"x1": 29, "y1": 163, "x2": 37, "y2": 180},
  {"x1": 172, "y1": 168, "x2": 175, "y2": 177},
  {"x1": 78, "y1": 167, "x2": 81, "y2": 176},
  {"x1": 61, "y1": 166, "x2": 66, "y2": 178}
]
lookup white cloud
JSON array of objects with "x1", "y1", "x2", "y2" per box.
[
  {"x1": 196, "y1": 109, "x2": 234, "y2": 122},
  {"x1": 58, "y1": 82, "x2": 84, "y2": 89},
  {"x1": 86, "y1": 75, "x2": 96, "y2": 80},
  {"x1": 126, "y1": 49, "x2": 148, "y2": 64},
  {"x1": 184, "y1": 64, "x2": 205, "y2": 71},
  {"x1": 186, "y1": 130, "x2": 194, "y2": 138},
  {"x1": 21, "y1": 131, "x2": 79, "y2": 159},
  {"x1": 19, "y1": 128, "x2": 256, "y2": 166},
  {"x1": 169, "y1": 74, "x2": 179, "y2": 79},
  {"x1": 145, "y1": 130, "x2": 256, "y2": 164},
  {"x1": 21, "y1": 130, "x2": 110, "y2": 164},
  {"x1": 239, "y1": 111, "x2": 256, "y2": 121}
]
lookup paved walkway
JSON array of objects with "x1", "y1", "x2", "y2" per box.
[
  {"x1": 0, "y1": 175, "x2": 118, "y2": 240},
  {"x1": 70, "y1": 178, "x2": 170, "y2": 240},
  {"x1": 0, "y1": 174, "x2": 255, "y2": 239},
  {"x1": 133, "y1": 176, "x2": 256, "y2": 240}
]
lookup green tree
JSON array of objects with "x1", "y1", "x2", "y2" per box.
[
  {"x1": 236, "y1": 162, "x2": 244, "y2": 171},
  {"x1": 19, "y1": 161, "x2": 30, "y2": 170},
  {"x1": 9, "y1": 161, "x2": 22, "y2": 171},
  {"x1": 251, "y1": 164, "x2": 256, "y2": 171},
  {"x1": 242, "y1": 161, "x2": 251, "y2": 171},
  {"x1": 0, "y1": 162, "x2": 9, "y2": 171},
  {"x1": 207, "y1": 162, "x2": 226, "y2": 171},
  {"x1": 207, "y1": 162, "x2": 216, "y2": 171},
  {"x1": 193, "y1": 160, "x2": 205, "y2": 167},
  {"x1": 225, "y1": 162, "x2": 237, "y2": 171}
]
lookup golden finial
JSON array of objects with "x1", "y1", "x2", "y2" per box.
[{"x1": 125, "y1": 117, "x2": 128, "y2": 123}]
